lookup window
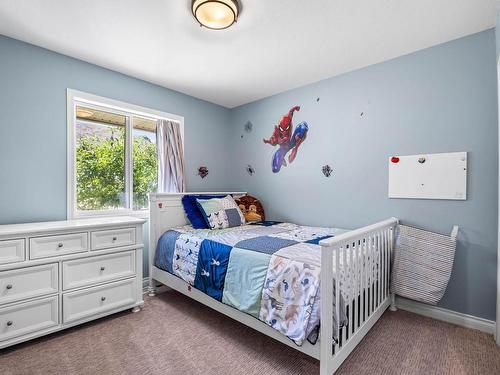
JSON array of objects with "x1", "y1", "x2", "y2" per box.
[
  {"x1": 132, "y1": 117, "x2": 158, "y2": 210},
  {"x1": 67, "y1": 90, "x2": 183, "y2": 218},
  {"x1": 75, "y1": 107, "x2": 127, "y2": 211}
]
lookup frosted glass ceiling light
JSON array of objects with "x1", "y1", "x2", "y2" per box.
[{"x1": 192, "y1": 0, "x2": 239, "y2": 30}]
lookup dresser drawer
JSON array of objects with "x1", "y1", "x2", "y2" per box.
[
  {"x1": 0, "y1": 296, "x2": 59, "y2": 342},
  {"x1": 91, "y1": 228, "x2": 136, "y2": 251},
  {"x1": 0, "y1": 264, "x2": 58, "y2": 305},
  {"x1": 30, "y1": 232, "x2": 88, "y2": 259},
  {"x1": 62, "y1": 250, "x2": 136, "y2": 290},
  {"x1": 0, "y1": 239, "x2": 25, "y2": 265},
  {"x1": 63, "y1": 279, "x2": 136, "y2": 323}
]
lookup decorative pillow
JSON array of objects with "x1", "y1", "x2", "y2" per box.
[
  {"x1": 235, "y1": 195, "x2": 265, "y2": 222},
  {"x1": 181, "y1": 194, "x2": 225, "y2": 229},
  {"x1": 196, "y1": 195, "x2": 246, "y2": 229}
]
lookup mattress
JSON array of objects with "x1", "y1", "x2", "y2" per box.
[{"x1": 154, "y1": 221, "x2": 359, "y2": 345}]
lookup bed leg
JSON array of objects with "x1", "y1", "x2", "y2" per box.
[
  {"x1": 389, "y1": 293, "x2": 397, "y2": 311},
  {"x1": 148, "y1": 278, "x2": 157, "y2": 297}
]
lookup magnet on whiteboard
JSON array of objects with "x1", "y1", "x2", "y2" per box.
[
  {"x1": 391, "y1": 156, "x2": 400, "y2": 163},
  {"x1": 418, "y1": 157, "x2": 426, "y2": 164}
]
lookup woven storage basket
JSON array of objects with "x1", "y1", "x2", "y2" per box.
[{"x1": 391, "y1": 224, "x2": 457, "y2": 305}]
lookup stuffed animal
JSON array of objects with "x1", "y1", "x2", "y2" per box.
[{"x1": 235, "y1": 195, "x2": 265, "y2": 222}]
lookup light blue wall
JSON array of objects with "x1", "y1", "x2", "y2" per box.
[
  {"x1": 229, "y1": 30, "x2": 498, "y2": 320},
  {"x1": 1, "y1": 31, "x2": 498, "y2": 320},
  {"x1": 0, "y1": 35, "x2": 232, "y2": 276}
]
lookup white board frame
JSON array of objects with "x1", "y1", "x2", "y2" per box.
[{"x1": 388, "y1": 151, "x2": 467, "y2": 200}]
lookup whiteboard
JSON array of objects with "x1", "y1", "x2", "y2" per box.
[{"x1": 388, "y1": 152, "x2": 467, "y2": 200}]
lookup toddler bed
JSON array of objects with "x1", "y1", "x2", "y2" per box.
[{"x1": 149, "y1": 192, "x2": 398, "y2": 375}]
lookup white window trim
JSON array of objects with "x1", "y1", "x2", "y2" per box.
[{"x1": 67, "y1": 89, "x2": 184, "y2": 220}]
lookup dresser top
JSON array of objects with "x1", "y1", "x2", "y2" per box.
[{"x1": 0, "y1": 216, "x2": 146, "y2": 237}]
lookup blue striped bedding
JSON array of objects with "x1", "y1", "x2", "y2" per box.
[{"x1": 154, "y1": 221, "x2": 349, "y2": 345}]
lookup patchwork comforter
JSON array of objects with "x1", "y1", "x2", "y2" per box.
[{"x1": 154, "y1": 221, "x2": 350, "y2": 345}]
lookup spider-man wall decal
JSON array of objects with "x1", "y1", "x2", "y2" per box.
[{"x1": 263, "y1": 106, "x2": 309, "y2": 173}]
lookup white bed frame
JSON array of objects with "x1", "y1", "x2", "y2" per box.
[{"x1": 148, "y1": 192, "x2": 398, "y2": 375}]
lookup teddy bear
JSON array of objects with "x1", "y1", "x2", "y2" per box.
[{"x1": 235, "y1": 195, "x2": 265, "y2": 222}]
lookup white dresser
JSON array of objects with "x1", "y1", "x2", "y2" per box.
[{"x1": 0, "y1": 216, "x2": 145, "y2": 349}]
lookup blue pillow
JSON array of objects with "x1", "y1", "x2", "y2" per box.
[{"x1": 181, "y1": 195, "x2": 225, "y2": 229}]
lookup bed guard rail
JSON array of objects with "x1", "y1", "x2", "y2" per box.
[{"x1": 319, "y1": 217, "x2": 398, "y2": 375}]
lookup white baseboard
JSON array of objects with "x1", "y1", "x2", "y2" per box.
[{"x1": 396, "y1": 297, "x2": 496, "y2": 335}]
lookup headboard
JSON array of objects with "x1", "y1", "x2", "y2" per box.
[{"x1": 148, "y1": 192, "x2": 247, "y2": 277}]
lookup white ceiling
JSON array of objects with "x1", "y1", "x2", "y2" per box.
[{"x1": 0, "y1": 0, "x2": 498, "y2": 108}]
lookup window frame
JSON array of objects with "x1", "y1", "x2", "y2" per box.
[{"x1": 67, "y1": 89, "x2": 184, "y2": 219}]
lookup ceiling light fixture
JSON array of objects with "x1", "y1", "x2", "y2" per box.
[{"x1": 192, "y1": 0, "x2": 239, "y2": 30}]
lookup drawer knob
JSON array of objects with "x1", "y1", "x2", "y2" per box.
[
  {"x1": 101, "y1": 296, "x2": 106, "y2": 302},
  {"x1": 100, "y1": 266, "x2": 105, "y2": 271},
  {"x1": 112, "y1": 237, "x2": 117, "y2": 241},
  {"x1": 58, "y1": 243, "x2": 64, "y2": 248},
  {"x1": 6, "y1": 284, "x2": 12, "y2": 290},
  {"x1": 6, "y1": 321, "x2": 13, "y2": 327}
]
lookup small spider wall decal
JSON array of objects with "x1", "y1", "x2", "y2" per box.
[
  {"x1": 197, "y1": 166, "x2": 209, "y2": 179},
  {"x1": 244, "y1": 121, "x2": 253, "y2": 133},
  {"x1": 246, "y1": 165, "x2": 255, "y2": 176},
  {"x1": 322, "y1": 165, "x2": 333, "y2": 177}
]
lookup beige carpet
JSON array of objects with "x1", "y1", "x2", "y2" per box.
[{"x1": 1, "y1": 290, "x2": 499, "y2": 375}]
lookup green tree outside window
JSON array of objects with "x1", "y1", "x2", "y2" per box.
[{"x1": 76, "y1": 126, "x2": 157, "y2": 211}]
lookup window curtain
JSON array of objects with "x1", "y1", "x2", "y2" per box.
[{"x1": 156, "y1": 119, "x2": 186, "y2": 193}]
